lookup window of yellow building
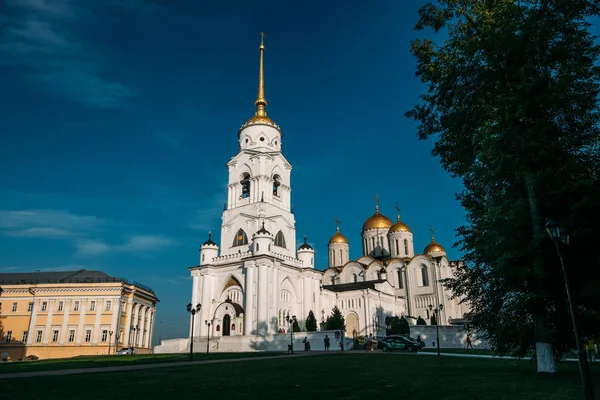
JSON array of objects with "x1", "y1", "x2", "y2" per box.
[
  {"x1": 27, "y1": 302, "x2": 33, "y2": 312},
  {"x1": 5, "y1": 331, "x2": 12, "y2": 342},
  {"x1": 22, "y1": 331, "x2": 28, "y2": 342},
  {"x1": 89, "y1": 301, "x2": 96, "y2": 312},
  {"x1": 11, "y1": 302, "x2": 17, "y2": 312},
  {"x1": 35, "y1": 330, "x2": 43, "y2": 342},
  {"x1": 73, "y1": 301, "x2": 80, "y2": 312},
  {"x1": 68, "y1": 330, "x2": 75, "y2": 342},
  {"x1": 101, "y1": 330, "x2": 108, "y2": 342},
  {"x1": 41, "y1": 302, "x2": 47, "y2": 312},
  {"x1": 52, "y1": 330, "x2": 59, "y2": 342},
  {"x1": 84, "y1": 329, "x2": 91, "y2": 342},
  {"x1": 105, "y1": 300, "x2": 112, "y2": 311},
  {"x1": 57, "y1": 301, "x2": 64, "y2": 312}
]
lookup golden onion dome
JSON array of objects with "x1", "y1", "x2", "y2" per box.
[
  {"x1": 389, "y1": 217, "x2": 412, "y2": 233},
  {"x1": 329, "y1": 230, "x2": 349, "y2": 245},
  {"x1": 424, "y1": 238, "x2": 445, "y2": 254},
  {"x1": 362, "y1": 207, "x2": 393, "y2": 232}
]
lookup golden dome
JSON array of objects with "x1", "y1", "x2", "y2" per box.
[
  {"x1": 424, "y1": 238, "x2": 445, "y2": 254},
  {"x1": 362, "y1": 207, "x2": 393, "y2": 231},
  {"x1": 389, "y1": 217, "x2": 412, "y2": 233},
  {"x1": 329, "y1": 230, "x2": 349, "y2": 244}
]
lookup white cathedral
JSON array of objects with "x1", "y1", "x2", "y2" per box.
[{"x1": 187, "y1": 37, "x2": 468, "y2": 342}]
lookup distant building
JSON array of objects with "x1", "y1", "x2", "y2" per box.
[{"x1": 0, "y1": 269, "x2": 159, "y2": 361}]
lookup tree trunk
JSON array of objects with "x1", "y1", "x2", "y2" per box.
[{"x1": 524, "y1": 171, "x2": 557, "y2": 373}]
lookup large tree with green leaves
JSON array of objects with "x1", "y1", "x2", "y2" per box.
[
  {"x1": 407, "y1": 0, "x2": 600, "y2": 373},
  {"x1": 305, "y1": 310, "x2": 318, "y2": 332},
  {"x1": 325, "y1": 306, "x2": 346, "y2": 330}
]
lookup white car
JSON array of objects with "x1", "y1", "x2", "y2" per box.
[{"x1": 116, "y1": 347, "x2": 136, "y2": 355}]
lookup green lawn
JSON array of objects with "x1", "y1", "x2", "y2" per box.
[
  {"x1": 0, "y1": 352, "x2": 281, "y2": 374},
  {"x1": 2, "y1": 353, "x2": 599, "y2": 400}
]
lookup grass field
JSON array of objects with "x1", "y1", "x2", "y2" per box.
[
  {"x1": 2, "y1": 352, "x2": 599, "y2": 400},
  {"x1": 0, "y1": 352, "x2": 280, "y2": 374}
]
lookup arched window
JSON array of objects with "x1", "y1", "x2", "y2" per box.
[
  {"x1": 421, "y1": 266, "x2": 430, "y2": 286},
  {"x1": 339, "y1": 249, "x2": 343, "y2": 263},
  {"x1": 353, "y1": 273, "x2": 358, "y2": 283},
  {"x1": 397, "y1": 270, "x2": 403, "y2": 288},
  {"x1": 395, "y1": 239, "x2": 399, "y2": 255},
  {"x1": 256, "y1": 243, "x2": 259, "y2": 251},
  {"x1": 240, "y1": 173, "x2": 251, "y2": 199},
  {"x1": 233, "y1": 229, "x2": 248, "y2": 247},
  {"x1": 404, "y1": 239, "x2": 408, "y2": 255},
  {"x1": 272, "y1": 175, "x2": 281, "y2": 197},
  {"x1": 274, "y1": 231, "x2": 286, "y2": 248},
  {"x1": 202, "y1": 254, "x2": 205, "y2": 262}
]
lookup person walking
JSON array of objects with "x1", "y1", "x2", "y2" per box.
[
  {"x1": 466, "y1": 334, "x2": 473, "y2": 350},
  {"x1": 585, "y1": 337, "x2": 596, "y2": 363},
  {"x1": 324, "y1": 335, "x2": 330, "y2": 353}
]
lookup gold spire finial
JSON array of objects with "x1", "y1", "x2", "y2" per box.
[
  {"x1": 334, "y1": 216, "x2": 341, "y2": 232},
  {"x1": 375, "y1": 193, "x2": 380, "y2": 212},
  {"x1": 254, "y1": 32, "x2": 267, "y2": 117},
  {"x1": 395, "y1": 202, "x2": 401, "y2": 221},
  {"x1": 429, "y1": 226, "x2": 435, "y2": 241}
]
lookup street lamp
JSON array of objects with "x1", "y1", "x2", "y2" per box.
[
  {"x1": 428, "y1": 304, "x2": 443, "y2": 357},
  {"x1": 205, "y1": 319, "x2": 214, "y2": 354},
  {"x1": 545, "y1": 219, "x2": 594, "y2": 400},
  {"x1": 108, "y1": 331, "x2": 114, "y2": 355},
  {"x1": 286, "y1": 314, "x2": 297, "y2": 354},
  {"x1": 187, "y1": 303, "x2": 201, "y2": 361}
]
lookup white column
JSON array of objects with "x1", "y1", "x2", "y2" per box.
[
  {"x1": 198, "y1": 274, "x2": 208, "y2": 336},
  {"x1": 190, "y1": 272, "x2": 201, "y2": 336},
  {"x1": 26, "y1": 299, "x2": 40, "y2": 345},
  {"x1": 140, "y1": 307, "x2": 148, "y2": 347},
  {"x1": 43, "y1": 300, "x2": 55, "y2": 344},
  {"x1": 110, "y1": 297, "x2": 120, "y2": 339},
  {"x1": 244, "y1": 264, "x2": 255, "y2": 335},
  {"x1": 124, "y1": 300, "x2": 133, "y2": 346},
  {"x1": 132, "y1": 304, "x2": 140, "y2": 346},
  {"x1": 76, "y1": 299, "x2": 86, "y2": 344},
  {"x1": 92, "y1": 298, "x2": 102, "y2": 344},
  {"x1": 144, "y1": 309, "x2": 153, "y2": 348},
  {"x1": 257, "y1": 264, "x2": 268, "y2": 335},
  {"x1": 59, "y1": 300, "x2": 72, "y2": 344},
  {"x1": 272, "y1": 266, "x2": 279, "y2": 332}
]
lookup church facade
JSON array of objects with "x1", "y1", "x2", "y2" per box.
[{"x1": 188, "y1": 37, "x2": 468, "y2": 341}]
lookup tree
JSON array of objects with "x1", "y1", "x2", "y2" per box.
[
  {"x1": 325, "y1": 306, "x2": 345, "y2": 330},
  {"x1": 416, "y1": 316, "x2": 427, "y2": 326},
  {"x1": 292, "y1": 319, "x2": 301, "y2": 333},
  {"x1": 399, "y1": 317, "x2": 410, "y2": 335},
  {"x1": 305, "y1": 310, "x2": 317, "y2": 332},
  {"x1": 407, "y1": 0, "x2": 600, "y2": 373},
  {"x1": 389, "y1": 316, "x2": 402, "y2": 334}
]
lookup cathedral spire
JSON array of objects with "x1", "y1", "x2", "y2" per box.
[{"x1": 254, "y1": 32, "x2": 268, "y2": 117}]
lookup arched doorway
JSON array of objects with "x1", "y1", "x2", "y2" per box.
[
  {"x1": 223, "y1": 314, "x2": 231, "y2": 336},
  {"x1": 346, "y1": 313, "x2": 359, "y2": 336}
]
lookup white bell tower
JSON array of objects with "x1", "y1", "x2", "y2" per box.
[{"x1": 220, "y1": 34, "x2": 296, "y2": 257}]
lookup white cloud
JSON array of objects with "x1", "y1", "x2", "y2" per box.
[
  {"x1": 4, "y1": 227, "x2": 71, "y2": 238},
  {"x1": 0, "y1": 266, "x2": 20, "y2": 272},
  {"x1": 166, "y1": 275, "x2": 192, "y2": 285},
  {"x1": 1, "y1": 0, "x2": 133, "y2": 108},
  {"x1": 120, "y1": 235, "x2": 177, "y2": 251},
  {"x1": 0, "y1": 209, "x2": 104, "y2": 232},
  {"x1": 75, "y1": 239, "x2": 111, "y2": 256}
]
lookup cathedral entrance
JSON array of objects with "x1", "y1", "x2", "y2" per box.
[
  {"x1": 346, "y1": 313, "x2": 359, "y2": 337},
  {"x1": 223, "y1": 314, "x2": 231, "y2": 336}
]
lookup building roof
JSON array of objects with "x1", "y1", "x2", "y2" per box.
[
  {"x1": 322, "y1": 279, "x2": 387, "y2": 293},
  {"x1": 0, "y1": 269, "x2": 155, "y2": 294}
]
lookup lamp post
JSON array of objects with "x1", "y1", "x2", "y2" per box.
[
  {"x1": 545, "y1": 219, "x2": 594, "y2": 400},
  {"x1": 205, "y1": 319, "x2": 213, "y2": 354},
  {"x1": 108, "y1": 331, "x2": 114, "y2": 355},
  {"x1": 428, "y1": 304, "x2": 443, "y2": 356},
  {"x1": 286, "y1": 315, "x2": 296, "y2": 354},
  {"x1": 187, "y1": 303, "x2": 201, "y2": 361}
]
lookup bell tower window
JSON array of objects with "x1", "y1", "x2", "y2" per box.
[
  {"x1": 421, "y1": 266, "x2": 430, "y2": 286},
  {"x1": 273, "y1": 175, "x2": 281, "y2": 197},
  {"x1": 404, "y1": 239, "x2": 408, "y2": 255},
  {"x1": 274, "y1": 231, "x2": 286, "y2": 248},
  {"x1": 240, "y1": 173, "x2": 251, "y2": 199},
  {"x1": 233, "y1": 229, "x2": 248, "y2": 247}
]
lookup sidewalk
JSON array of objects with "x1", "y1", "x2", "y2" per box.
[
  {"x1": 417, "y1": 351, "x2": 579, "y2": 363},
  {"x1": 0, "y1": 352, "x2": 323, "y2": 380}
]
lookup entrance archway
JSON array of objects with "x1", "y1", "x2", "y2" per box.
[
  {"x1": 346, "y1": 313, "x2": 359, "y2": 336},
  {"x1": 223, "y1": 314, "x2": 231, "y2": 336}
]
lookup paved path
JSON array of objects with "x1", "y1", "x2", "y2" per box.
[{"x1": 0, "y1": 352, "x2": 325, "y2": 380}]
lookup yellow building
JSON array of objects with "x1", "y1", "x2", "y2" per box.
[{"x1": 0, "y1": 269, "x2": 159, "y2": 361}]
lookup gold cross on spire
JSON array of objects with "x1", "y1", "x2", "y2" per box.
[
  {"x1": 260, "y1": 32, "x2": 265, "y2": 45},
  {"x1": 429, "y1": 226, "x2": 435, "y2": 240},
  {"x1": 334, "y1": 216, "x2": 341, "y2": 231},
  {"x1": 394, "y1": 202, "x2": 401, "y2": 221},
  {"x1": 375, "y1": 192, "x2": 380, "y2": 211}
]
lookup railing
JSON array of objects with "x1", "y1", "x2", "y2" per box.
[{"x1": 0, "y1": 276, "x2": 155, "y2": 294}]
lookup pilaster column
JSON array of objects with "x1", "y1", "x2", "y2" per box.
[
  {"x1": 257, "y1": 264, "x2": 268, "y2": 335},
  {"x1": 92, "y1": 298, "x2": 102, "y2": 345},
  {"x1": 60, "y1": 300, "x2": 72, "y2": 344},
  {"x1": 272, "y1": 266, "x2": 279, "y2": 332},
  {"x1": 26, "y1": 299, "x2": 40, "y2": 345},
  {"x1": 124, "y1": 300, "x2": 133, "y2": 346},
  {"x1": 191, "y1": 272, "x2": 201, "y2": 336},
  {"x1": 132, "y1": 304, "x2": 140, "y2": 346},
  {"x1": 110, "y1": 297, "x2": 120, "y2": 340},
  {"x1": 76, "y1": 299, "x2": 86, "y2": 344},
  {"x1": 43, "y1": 300, "x2": 55, "y2": 344},
  {"x1": 143, "y1": 307, "x2": 151, "y2": 348},
  {"x1": 244, "y1": 263, "x2": 255, "y2": 335}
]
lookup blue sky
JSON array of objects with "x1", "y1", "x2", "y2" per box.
[{"x1": 0, "y1": 0, "x2": 465, "y2": 341}]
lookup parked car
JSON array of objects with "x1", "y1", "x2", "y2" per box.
[
  {"x1": 116, "y1": 347, "x2": 136, "y2": 355},
  {"x1": 380, "y1": 336, "x2": 422, "y2": 352}
]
